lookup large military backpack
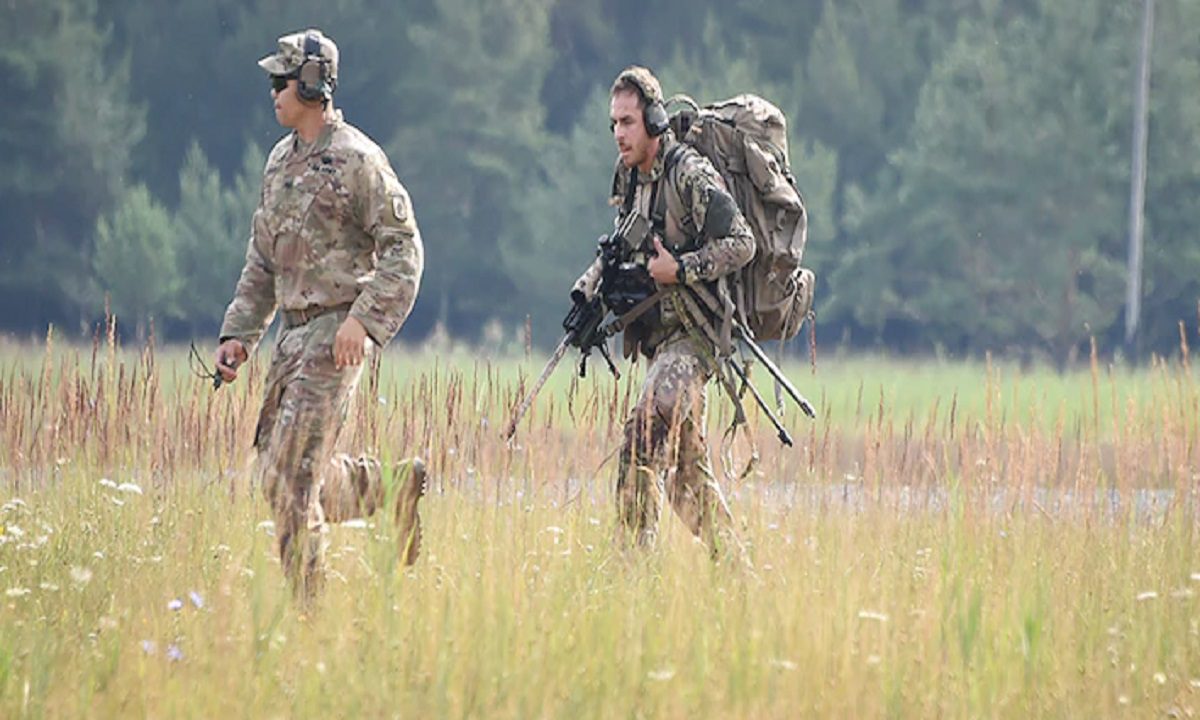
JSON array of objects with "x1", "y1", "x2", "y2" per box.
[{"x1": 668, "y1": 94, "x2": 815, "y2": 342}]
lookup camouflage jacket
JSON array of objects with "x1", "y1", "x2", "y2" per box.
[
  {"x1": 220, "y1": 111, "x2": 423, "y2": 351},
  {"x1": 574, "y1": 131, "x2": 754, "y2": 356}
]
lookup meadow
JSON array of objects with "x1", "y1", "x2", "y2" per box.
[{"x1": 1, "y1": 326, "x2": 1198, "y2": 718}]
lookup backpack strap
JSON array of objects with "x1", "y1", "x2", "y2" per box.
[{"x1": 650, "y1": 144, "x2": 685, "y2": 236}]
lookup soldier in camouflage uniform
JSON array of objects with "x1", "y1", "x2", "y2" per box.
[
  {"x1": 574, "y1": 67, "x2": 754, "y2": 560},
  {"x1": 213, "y1": 29, "x2": 426, "y2": 600}
]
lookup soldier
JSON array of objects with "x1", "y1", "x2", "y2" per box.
[
  {"x1": 575, "y1": 67, "x2": 754, "y2": 560},
  {"x1": 213, "y1": 28, "x2": 426, "y2": 600}
]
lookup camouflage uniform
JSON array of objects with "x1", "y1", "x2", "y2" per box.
[
  {"x1": 220, "y1": 30, "x2": 424, "y2": 597},
  {"x1": 578, "y1": 125, "x2": 755, "y2": 558}
]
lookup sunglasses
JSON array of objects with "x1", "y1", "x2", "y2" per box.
[{"x1": 270, "y1": 74, "x2": 295, "y2": 93}]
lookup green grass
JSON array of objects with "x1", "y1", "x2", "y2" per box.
[{"x1": 1, "y1": 333, "x2": 1199, "y2": 717}]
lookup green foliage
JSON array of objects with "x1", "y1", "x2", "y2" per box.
[
  {"x1": 0, "y1": 0, "x2": 144, "y2": 329},
  {"x1": 93, "y1": 186, "x2": 179, "y2": 334},
  {"x1": 390, "y1": 0, "x2": 555, "y2": 337},
  {"x1": 173, "y1": 141, "x2": 265, "y2": 335},
  {"x1": 0, "y1": 0, "x2": 1198, "y2": 359}
]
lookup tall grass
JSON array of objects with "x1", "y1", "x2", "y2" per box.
[{"x1": 1, "y1": 326, "x2": 1198, "y2": 718}]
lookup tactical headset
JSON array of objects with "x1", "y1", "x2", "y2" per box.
[
  {"x1": 642, "y1": 96, "x2": 669, "y2": 137},
  {"x1": 619, "y1": 70, "x2": 669, "y2": 137},
  {"x1": 295, "y1": 31, "x2": 334, "y2": 103}
]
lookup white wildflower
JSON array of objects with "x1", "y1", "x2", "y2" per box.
[
  {"x1": 858, "y1": 610, "x2": 889, "y2": 622},
  {"x1": 647, "y1": 669, "x2": 675, "y2": 682},
  {"x1": 70, "y1": 567, "x2": 93, "y2": 585},
  {"x1": 6, "y1": 587, "x2": 30, "y2": 598},
  {"x1": 769, "y1": 659, "x2": 797, "y2": 671},
  {"x1": 117, "y1": 483, "x2": 143, "y2": 495},
  {"x1": 99, "y1": 478, "x2": 117, "y2": 489},
  {"x1": 1136, "y1": 591, "x2": 1158, "y2": 601}
]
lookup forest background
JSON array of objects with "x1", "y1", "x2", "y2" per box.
[{"x1": 2, "y1": 0, "x2": 1198, "y2": 364}]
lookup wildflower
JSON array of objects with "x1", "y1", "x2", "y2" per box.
[
  {"x1": 858, "y1": 610, "x2": 889, "y2": 623},
  {"x1": 167, "y1": 598, "x2": 183, "y2": 611},
  {"x1": 117, "y1": 483, "x2": 143, "y2": 495},
  {"x1": 1154, "y1": 672, "x2": 1167, "y2": 685},
  {"x1": 38, "y1": 582, "x2": 59, "y2": 592},
  {"x1": 188, "y1": 591, "x2": 204, "y2": 609},
  {"x1": 99, "y1": 478, "x2": 117, "y2": 489},
  {"x1": 1136, "y1": 591, "x2": 1158, "y2": 602},
  {"x1": 166, "y1": 644, "x2": 184, "y2": 662},
  {"x1": 647, "y1": 669, "x2": 675, "y2": 681},
  {"x1": 141, "y1": 640, "x2": 157, "y2": 655},
  {"x1": 70, "y1": 567, "x2": 93, "y2": 585},
  {"x1": 341, "y1": 519, "x2": 368, "y2": 529},
  {"x1": 5, "y1": 587, "x2": 30, "y2": 598},
  {"x1": 770, "y1": 659, "x2": 798, "y2": 671}
]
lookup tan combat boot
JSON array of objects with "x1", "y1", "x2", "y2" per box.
[{"x1": 390, "y1": 458, "x2": 427, "y2": 566}]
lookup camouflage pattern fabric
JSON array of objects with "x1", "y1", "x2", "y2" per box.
[
  {"x1": 598, "y1": 130, "x2": 754, "y2": 560},
  {"x1": 219, "y1": 111, "x2": 423, "y2": 352},
  {"x1": 258, "y1": 29, "x2": 339, "y2": 80},
  {"x1": 615, "y1": 332, "x2": 744, "y2": 559},
  {"x1": 219, "y1": 113, "x2": 423, "y2": 598},
  {"x1": 594, "y1": 132, "x2": 754, "y2": 358},
  {"x1": 253, "y1": 311, "x2": 371, "y2": 597}
]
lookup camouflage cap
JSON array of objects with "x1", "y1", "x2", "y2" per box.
[
  {"x1": 611, "y1": 66, "x2": 663, "y2": 105},
  {"x1": 258, "y1": 28, "x2": 339, "y2": 81}
]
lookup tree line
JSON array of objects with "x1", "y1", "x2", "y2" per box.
[{"x1": 2, "y1": 0, "x2": 1197, "y2": 362}]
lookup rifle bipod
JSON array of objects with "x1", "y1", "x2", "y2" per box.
[{"x1": 725, "y1": 357, "x2": 793, "y2": 446}]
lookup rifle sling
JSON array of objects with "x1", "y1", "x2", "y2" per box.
[{"x1": 601, "y1": 287, "x2": 670, "y2": 337}]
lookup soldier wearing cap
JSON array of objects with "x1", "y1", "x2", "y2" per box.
[
  {"x1": 573, "y1": 66, "x2": 755, "y2": 561},
  {"x1": 214, "y1": 28, "x2": 426, "y2": 601}
]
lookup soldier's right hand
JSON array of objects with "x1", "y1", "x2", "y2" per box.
[{"x1": 214, "y1": 339, "x2": 248, "y2": 383}]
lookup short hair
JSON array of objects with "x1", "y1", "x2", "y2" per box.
[{"x1": 610, "y1": 66, "x2": 663, "y2": 108}]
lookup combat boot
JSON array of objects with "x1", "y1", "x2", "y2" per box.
[{"x1": 390, "y1": 457, "x2": 427, "y2": 566}]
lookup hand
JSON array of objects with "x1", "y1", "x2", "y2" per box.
[
  {"x1": 334, "y1": 315, "x2": 370, "y2": 369},
  {"x1": 214, "y1": 339, "x2": 248, "y2": 383},
  {"x1": 647, "y1": 236, "x2": 680, "y2": 285}
]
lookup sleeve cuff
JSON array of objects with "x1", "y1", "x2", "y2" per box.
[{"x1": 349, "y1": 308, "x2": 392, "y2": 348}]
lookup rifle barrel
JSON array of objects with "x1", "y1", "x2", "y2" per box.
[{"x1": 502, "y1": 333, "x2": 572, "y2": 442}]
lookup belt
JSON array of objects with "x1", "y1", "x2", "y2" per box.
[{"x1": 281, "y1": 302, "x2": 355, "y2": 329}]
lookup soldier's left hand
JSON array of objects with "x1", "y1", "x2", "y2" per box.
[
  {"x1": 334, "y1": 315, "x2": 370, "y2": 368},
  {"x1": 647, "y1": 236, "x2": 680, "y2": 285}
]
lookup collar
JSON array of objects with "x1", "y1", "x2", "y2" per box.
[{"x1": 290, "y1": 109, "x2": 344, "y2": 157}]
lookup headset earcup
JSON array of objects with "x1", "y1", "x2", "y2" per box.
[
  {"x1": 644, "y1": 101, "x2": 669, "y2": 137},
  {"x1": 297, "y1": 59, "x2": 324, "y2": 101}
]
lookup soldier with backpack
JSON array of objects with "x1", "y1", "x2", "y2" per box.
[{"x1": 572, "y1": 66, "x2": 756, "y2": 559}]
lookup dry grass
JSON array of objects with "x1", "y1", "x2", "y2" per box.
[{"x1": 1, "y1": 325, "x2": 1198, "y2": 718}]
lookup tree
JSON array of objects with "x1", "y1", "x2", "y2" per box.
[
  {"x1": 836, "y1": 1, "x2": 1134, "y2": 360},
  {"x1": 0, "y1": 0, "x2": 144, "y2": 332},
  {"x1": 390, "y1": 0, "x2": 556, "y2": 339},
  {"x1": 93, "y1": 186, "x2": 179, "y2": 339},
  {"x1": 173, "y1": 141, "x2": 265, "y2": 336}
]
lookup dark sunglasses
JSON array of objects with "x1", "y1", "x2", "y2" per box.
[{"x1": 270, "y1": 74, "x2": 295, "y2": 93}]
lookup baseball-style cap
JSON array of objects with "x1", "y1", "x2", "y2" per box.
[{"x1": 258, "y1": 28, "x2": 339, "y2": 81}]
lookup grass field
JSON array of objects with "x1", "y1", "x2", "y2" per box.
[{"x1": 1, "y1": 328, "x2": 1198, "y2": 718}]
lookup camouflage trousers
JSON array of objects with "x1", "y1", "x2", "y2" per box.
[
  {"x1": 253, "y1": 311, "x2": 391, "y2": 598},
  {"x1": 616, "y1": 330, "x2": 744, "y2": 559}
]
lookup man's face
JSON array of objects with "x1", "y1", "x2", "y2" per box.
[
  {"x1": 610, "y1": 90, "x2": 655, "y2": 171},
  {"x1": 271, "y1": 76, "x2": 305, "y2": 128}
]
